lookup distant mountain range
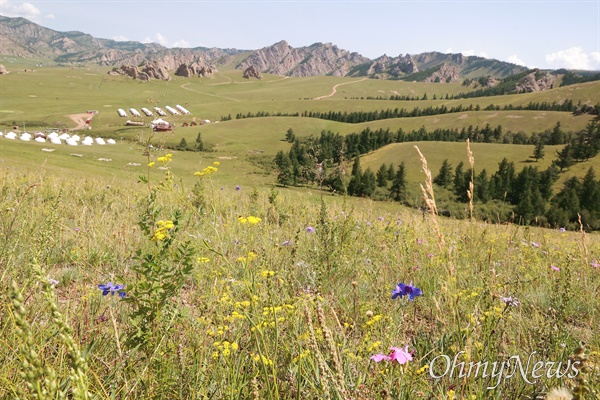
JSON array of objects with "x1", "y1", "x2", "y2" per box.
[{"x1": 0, "y1": 15, "x2": 531, "y2": 81}]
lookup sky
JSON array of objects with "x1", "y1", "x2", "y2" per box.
[{"x1": 1, "y1": 0, "x2": 599, "y2": 70}]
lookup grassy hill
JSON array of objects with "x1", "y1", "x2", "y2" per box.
[{"x1": 0, "y1": 62, "x2": 599, "y2": 398}]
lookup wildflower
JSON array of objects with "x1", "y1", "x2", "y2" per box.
[
  {"x1": 74, "y1": 227, "x2": 81, "y2": 232},
  {"x1": 371, "y1": 346, "x2": 413, "y2": 365},
  {"x1": 417, "y1": 239, "x2": 423, "y2": 245},
  {"x1": 151, "y1": 220, "x2": 175, "y2": 241},
  {"x1": 545, "y1": 387, "x2": 573, "y2": 400},
  {"x1": 591, "y1": 261, "x2": 599, "y2": 268},
  {"x1": 213, "y1": 161, "x2": 220, "y2": 166},
  {"x1": 247, "y1": 216, "x2": 261, "y2": 225},
  {"x1": 48, "y1": 278, "x2": 59, "y2": 286},
  {"x1": 531, "y1": 241, "x2": 540, "y2": 248},
  {"x1": 391, "y1": 282, "x2": 422, "y2": 301},
  {"x1": 98, "y1": 282, "x2": 126, "y2": 298},
  {"x1": 194, "y1": 166, "x2": 218, "y2": 177},
  {"x1": 235, "y1": 185, "x2": 241, "y2": 191},
  {"x1": 305, "y1": 226, "x2": 315, "y2": 233},
  {"x1": 427, "y1": 253, "x2": 434, "y2": 258},
  {"x1": 237, "y1": 252, "x2": 257, "y2": 263},
  {"x1": 559, "y1": 227, "x2": 566, "y2": 233},
  {"x1": 147, "y1": 161, "x2": 155, "y2": 167},
  {"x1": 157, "y1": 153, "x2": 172, "y2": 164},
  {"x1": 197, "y1": 257, "x2": 211, "y2": 263},
  {"x1": 378, "y1": 216, "x2": 384, "y2": 222},
  {"x1": 500, "y1": 296, "x2": 519, "y2": 307},
  {"x1": 282, "y1": 240, "x2": 293, "y2": 246},
  {"x1": 551, "y1": 265, "x2": 560, "y2": 271}
]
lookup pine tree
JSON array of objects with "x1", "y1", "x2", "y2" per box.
[
  {"x1": 362, "y1": 168, "x2": 377, "y2": 197},
  {"x1": 531, "y1": 141, "x2": 545, "y2": 161},
  {"x1": 387, "y1": 163, "x2": 395, "y2": 180},
  {"x1": 274, "y1": 151, "x2": 293, "y2": 187},
  {"x1": 285, "y1": 128, "x2": 296, "y2": 143},
  {"x1": 433, "y1": 159, "x2": 453, "y2": 188},
  {"x1": 347, "y1": 156, "x2": 363, "y2": 196},
  {"x1": 195, "y1": 132, "x2": 204, "y2": 151},
  {"x1": 390, "y1": 162, "x2": 407, "y2": 202},
  {"x1": 376, "y1": 163, "x2": 388, "y2": 187}
]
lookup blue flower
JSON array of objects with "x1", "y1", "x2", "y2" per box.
[
  {"x1": 98, "y1": 282, "x2": 126, "y2": 298},
  {"x1": 235, "y1": 185, "x2": 241, "y2": 191},
  {"x1": 391, "y1": 282, "x2": 422, "y2": 301}
]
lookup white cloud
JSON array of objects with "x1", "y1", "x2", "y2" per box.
[
  {"x1": 545, "y1": 47, "x2": 600, "y2": 70},
  {"x1": 140, "y1": 33, "x2": 190, "y2": 48},
  {"x1": 507, "y1": 54, "x2": 527, "y2": 66},
  {"x1": 45, "y1": 13, "x2": 55, "y2": 19},
  {"x1": 172, "y1": 39, "x2": 190, "y2": 48},
  {"x1": 461, "y1": 49, "x2": 475, "y2": 57},
  {"x1": 0, "y1": 0, "x2": 41, "y2": 21},
  {"x1": 445, "y1": 47, "x2": 453, "y2": 53},
  {"x1": 478, "y1": 51, "x2": 488, "y2": 58},
  {"x1": 112, "y1": 35, "x2": 129, "y2": 42},
  {"x1": 142, "y1": 33, "x2": 170, "y2": 46}
]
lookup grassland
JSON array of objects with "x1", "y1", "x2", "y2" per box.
[{"x1": 0, "y1": 62, "x2": 599, "y2": 398}]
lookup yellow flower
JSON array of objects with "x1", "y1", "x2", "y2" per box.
[
  {"x1": 147, "y1": 161, "x2": 155, "y2": 167},
  {"x1": 157, "y1": 220, "x2": 174, "y2": 229},
  {"x1": 157, "y1": 153, "x2": 173, "y2": 164},
  {"x1": 197, "y1": 257, "x2": 211, "y2": 263},
  {"x1": 237, "y1": 252, "x2": 257, "y2": 263},
  {"x1": 260, "y1": 270, "x2": 276, "y2": 278},
  {"x1": 238, "y1": 215, "x2": 261, "y2": 225},
  {"x1": 213, "y1": 161, "x2": 220, "y2": 166},
  {"x1": 194, "y1": 166, "x2": 218, "y2": 177},
  {"x1": 247, "y1": 216, "x2": 261, "y2": 225}
]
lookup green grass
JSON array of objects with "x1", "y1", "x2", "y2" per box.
[{"x1": 0, "y1": 162, "x2": 598, "y2": 399}]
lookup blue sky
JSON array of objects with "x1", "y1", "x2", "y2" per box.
[{"x1": 1, "y1": 0, "x2": 599, "y2": 70}]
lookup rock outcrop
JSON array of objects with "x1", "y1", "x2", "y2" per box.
[
  {"x1": 174, "y1": 62, "x2": 215, "y2": 77},
  {"x1": 243, "y1": 65, "x2": 262, "y2": 79},
  {"x1": 367, "y1": 54, "x2": 418, "y2": 77},
  {"x1": 515, "y1": 69, "x2": 555, "y2": 93},
  {"x1": 108, "y1": 61, "x2": 170, "y2": 81},
  {"x1": 424, "y1": 63, "x2": 460, "y2": 83},
  {"x1": 0, "y1": 64, "x2": 8, "y2": 74}
]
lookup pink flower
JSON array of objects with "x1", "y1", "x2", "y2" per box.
[
  {"x1": 371, "y1": 346, "x2": 413, "y2": 364},
  {"x1": 551, "y1": 265, "x2": 560, "y2": 271},
  {"x1": 389, "y1": 346, "x2": 413, "y2": 364},
  {"x1": 370, "y1": 353, "x2": 391, "y2": 362},
  {"x1": 591, "y1": 261, "x2": 599, "y2": 268}
]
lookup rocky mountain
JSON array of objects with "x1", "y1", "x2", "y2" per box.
[
  {"x1": 0, "y1": 15, "x2": 531, "y2": 81},
  {"x1": 236, "y1": 40, "x2": 369, "y2": 77}
]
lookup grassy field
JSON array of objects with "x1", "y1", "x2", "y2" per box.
[{"x1": 1, "y1": 63, "x2": 600, "y2": 398}]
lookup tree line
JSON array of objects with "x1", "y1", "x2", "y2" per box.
[{"x1": 273, "y1": 121, "x2": 600, "y2": 230}]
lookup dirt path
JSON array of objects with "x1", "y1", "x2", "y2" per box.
[
  {"x1": 313, "y1": 78, "x2": 368, "y2": 100},
  {"x1": 67, "y1": 113, "x2": 93, "y2": 130}
]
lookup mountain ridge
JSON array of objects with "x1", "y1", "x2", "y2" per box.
[{"x1": 0, "y1": 15, "x2": 530, "y2": 80}]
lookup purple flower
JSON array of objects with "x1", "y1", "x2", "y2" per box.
[
  {"x1": 550, "y1": 265, "x2": 560, "y2": 271},
  {"x1": 500, "y1": 296, "x2": 519, "y2": 307},
  {"x1": 559, "y1": 227, "x2": 566, "y2": 233},
  {"x1": 371, "y1": 346, "x2": 413, "y2": 364},
  {"x1": 391, "y1": 282, "x2": 422, "y2": 301},
  {"x1": 427, "y1": 253, "x2": 434, "y2": 258},
  {"x1": 282, "y1": 240, "x2": 293, "y2": 246},
  {"x1": 417, "y1": 239, "x2": 423, "y2": 245},
  {"x1": 98, "y1": 282, "x2": 126, "y2": 298},
  {"x1": 305, "y1": 226, "x2": 315, "y2": 233},
  {"x1": 531, "y1": 241, "x2": 540, "y2": 248},
  {"x1": 378, "y1": 216, "x2": 384, "y2": 222},
  {"x1": 235, "y1": 185, "x2": 241, "y2": 191}
]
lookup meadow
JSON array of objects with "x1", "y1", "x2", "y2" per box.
[{"x1": 0, "y1": 63, "x2": 599, "y2": 399}]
